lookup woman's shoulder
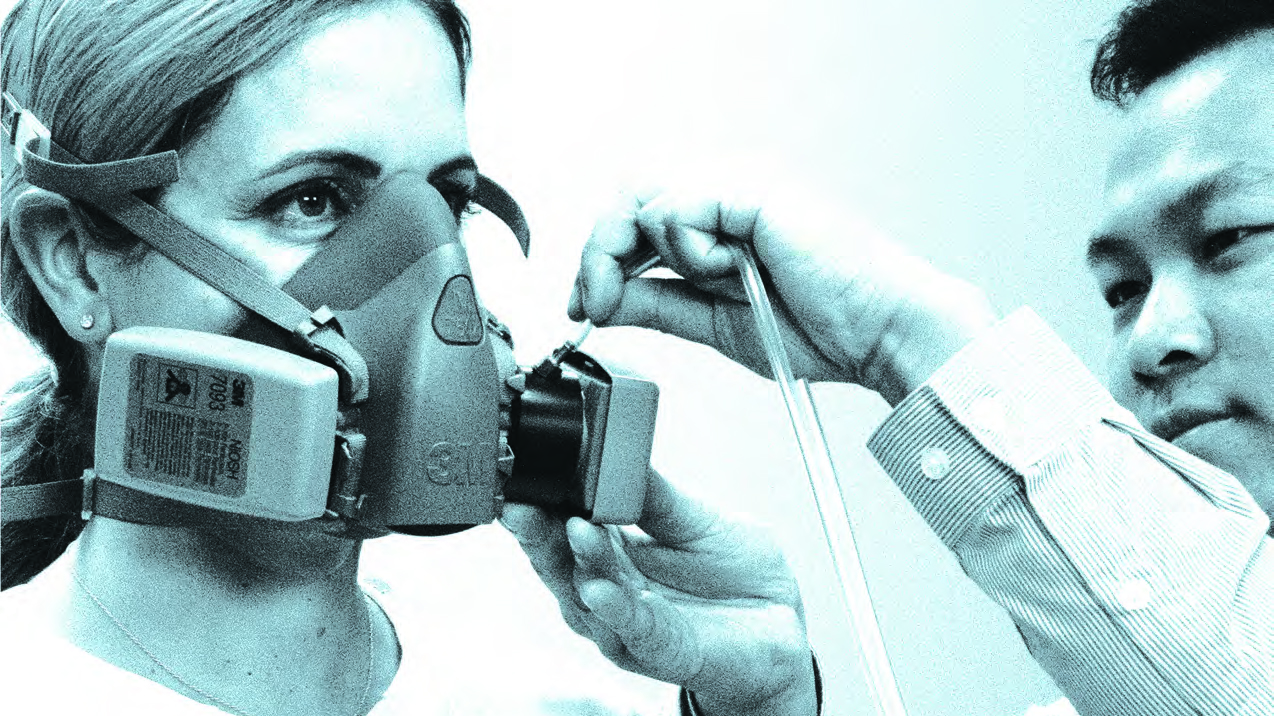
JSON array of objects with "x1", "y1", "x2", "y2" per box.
[
  {"x1": 0, "y1": 542, "x2": 222, "y2": 716},
  {"x1": 0, "y1": 628, "x2": 221, "y2": 716}
]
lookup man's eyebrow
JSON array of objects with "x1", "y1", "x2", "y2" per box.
[
  {"x1": 1085, "y1": 234, "x2": 1133, "y2": 267},
  {"x1": 1086, "y1": 162, "x2": 1274, "y2": 267},
  {"x1": 254, "y1": 149, "x2": 381, "y2": 181}
]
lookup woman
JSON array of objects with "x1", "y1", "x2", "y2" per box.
[{"x1": 0, "y1": 1, "x2": 818, "y2": 714}]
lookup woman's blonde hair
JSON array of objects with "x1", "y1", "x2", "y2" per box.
[{"x1": 0, "y1": 0, "x2": 471, "y2": 588}]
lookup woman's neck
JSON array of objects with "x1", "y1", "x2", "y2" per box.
[{"x1": 66, "y1": 517, "x2": 398, "y2": 716}]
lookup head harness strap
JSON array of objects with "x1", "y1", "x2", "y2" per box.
[{"x1": 3, "y1": 92, "x2": 372, "y2": 402}]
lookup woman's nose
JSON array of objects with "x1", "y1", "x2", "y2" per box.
[{"x1": 1121, "y1": 275, "x2": 1215, "y2": 384}]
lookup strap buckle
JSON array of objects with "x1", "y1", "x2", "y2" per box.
[
  {"x1": 325, "y1": 431, "x2": 368, "y2": 520},
  {"x1": 1, "y1": 93, "x2": 20, "y2": 140},
  {"x1": 296, "y1": 305, "x2": 340, "y2": 339},
  {"x1": 80, "y1": 469, "x2": 98, "y2": 521},
  {"x1": 7, "y1": 99, "x2": 51, "y2": 168}
]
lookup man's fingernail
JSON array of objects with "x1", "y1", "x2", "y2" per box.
[
  {"x1": 565, "y1": 526, "x2": 586, "y2": 555},
  {"x1": 499, "y1": 504, "x2": 529, "y2": 531}
]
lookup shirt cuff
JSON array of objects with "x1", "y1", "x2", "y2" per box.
[
  {"x1": 867, "y1": 307, "x2": 1120, "y2": 548},
  {"x1": 924, "y1": 306, "x2": 1121, "y2": 472}
]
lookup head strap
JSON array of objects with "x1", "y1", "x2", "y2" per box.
[{"x1": 0, "y1": 471, "x2": 382, "y2": 538}]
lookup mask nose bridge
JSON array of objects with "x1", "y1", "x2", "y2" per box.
[
  {"x1": 332, "y1": 238, "x2": 501, "y2": 529},
  {"x1": 282, "y1": 171, "x2": 458, "y2": 312},
  {"x1": 276, "y1": 169, "x2": 504, "y2": 529}
]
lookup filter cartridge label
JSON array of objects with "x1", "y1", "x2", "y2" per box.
[{"x1": 125, "y1": 354, "x2": 253, "y2": 497}]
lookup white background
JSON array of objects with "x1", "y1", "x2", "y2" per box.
[{"x1": 2, "y1": 1, "x2": 1133, "y2": 714}]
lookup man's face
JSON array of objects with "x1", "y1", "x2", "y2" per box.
[{"x1": 1089, "y1": 30, "x2": 1274, "y2": 517}]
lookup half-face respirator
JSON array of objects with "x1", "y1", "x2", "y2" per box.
[{"x1": 1, "y1": 94, "x2": 658, "y2": 536}]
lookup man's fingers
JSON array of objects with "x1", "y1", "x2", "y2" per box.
[
  {"x1": 565, "y1": 518, "x2": 624, "y2": 583},
  {"x1": 501, "y1": 504, "x2": 591, "y2": 619},
  {"x1": 577, "y1": 579, "x2": 704, "y2": 684},
  {"x1": 572, "y1": 245, "x2": 627, "y2": 322},
  {"x1": 636, "y1": 214, "x2": 736, "y2": 284},
  {"x1": 599, "y1": 276, "x2": 752, "y2": 346},
  {"x1": 570, "y1": 191, "x2": 656, "y2": 323},
  {"x1": 637, "y1": 470, "x2": 720, "y2": 547},
  {"x1": 501, "y1": 503, "x2": 563, "y2": 551},
  {"x1": 637, "y1": 194, "x2": 766, "y2": 246},
  {"x1": 571, "y1": 609, "x2": 625, "y2": 661},
  {"x1": 572, "y1": 192, "x2": 760, "y2": 327}
]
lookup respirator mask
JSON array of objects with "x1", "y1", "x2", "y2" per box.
[{"x1": 1, "y1": 94, "x2": 658, "y2": 536}]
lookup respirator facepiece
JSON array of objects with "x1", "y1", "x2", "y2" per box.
[{"x1": 0, "y1": 94, "x2": 657, "y2": 536}]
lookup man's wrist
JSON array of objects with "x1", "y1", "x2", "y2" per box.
[
  {"x1": 870, "y1": 289, "x2": 1000, "y2": 407},
  {"x1": 681, "y1": 653, "x2": 822, "y2": 716}
]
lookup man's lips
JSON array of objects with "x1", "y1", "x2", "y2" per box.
[{"x1": 1149, "y1": 407, "x2": 1234, "y2": 444}]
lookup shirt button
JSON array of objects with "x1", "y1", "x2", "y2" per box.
[
  {"x1": 919, "y1": 447, "x2": 951, "y2": 480},
  {"x1": 1116, "y1": 578, "x2": 1152, "y2": 611},
  {"x1": 1229, "y1": 622, "x2": 1254, "y2": 658}
]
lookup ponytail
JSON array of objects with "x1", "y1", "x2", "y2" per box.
[{"x1": 1, "y1": 234, "x2": 94, "y2": 588}]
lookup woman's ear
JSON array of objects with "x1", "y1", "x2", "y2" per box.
[{"x1": 8, "y1": 187, "x2": 113, "y2": 342}]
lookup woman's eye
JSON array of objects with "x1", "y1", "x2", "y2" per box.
[
  {"x1": 295, "y1": 191, "x2": 334, "y2": 218},
  {"x1": 1104, "y1": 279, "x2": 1145, "y2": 309},
  {"x1": 262, "y1": 179, "x2": 358, "y2": 228},
  {"x1": 436, "y1": 179, "x2": 478, "y2": 222}
]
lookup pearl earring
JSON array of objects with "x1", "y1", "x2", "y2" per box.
[{"x1": 80, "y1": 313, "x2": 95, "y2": 330}]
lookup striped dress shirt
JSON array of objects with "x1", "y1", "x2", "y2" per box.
[{"x1": 867, "y1": 308, "x2": 1273, "y2": 716}]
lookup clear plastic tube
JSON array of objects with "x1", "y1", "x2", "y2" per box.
[
  {"x1": 562, "y1": 251, "x2": 663, "y2": 364},
  {"x1": 728, "y1": 242, "x2": 908, "y2": 716}
]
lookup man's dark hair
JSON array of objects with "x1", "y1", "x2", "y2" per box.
[{"x1": 1091, "y1": 0, "x2": 1274, "y2": 107}]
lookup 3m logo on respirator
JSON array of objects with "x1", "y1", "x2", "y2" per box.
[
  {"x1": 432, "y1": 276, "x2": 483, "y2": 345},
  {"x1": 425, "y1": 441, "x2": 495, "y2": 486}
]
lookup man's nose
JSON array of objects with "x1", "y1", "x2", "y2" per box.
[{"x1": 1122, "y1": 274, "x2": 1215, "y2": 385}]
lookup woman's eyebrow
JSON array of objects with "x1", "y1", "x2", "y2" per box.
[
  {"x1": 254, "y1": 149, "x2": 382, "y2": 181},
  {"x1": 428, "y1": 155, "x2": 478, "y2": 182},
  {"x1": 1210, "y1": 161, "x2": 1274, "y2": 199}
]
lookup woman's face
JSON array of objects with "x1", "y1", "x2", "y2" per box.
[{"x1": 88, "y1": 0, "x2": 475, "y2": 337}]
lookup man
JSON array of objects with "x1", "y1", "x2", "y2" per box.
[{"x1": 558, "y1": 1, "x2": 1274, "y2": 713}]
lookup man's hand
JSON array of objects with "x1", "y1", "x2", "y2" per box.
[
  {"x1": 501, "y1": 470, "x2": 818, "y2": 716},
  {"x1": 569, "y1": 190, "x2": 999, "y2": 406}
]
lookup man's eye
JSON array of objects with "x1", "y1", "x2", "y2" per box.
[
  {"x1": 1202, "y1": 228, "x2": 1244, "y2": 261},
  {"x1": 1104, "y1": 280, "x2": 1145, "y2": 309}
]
